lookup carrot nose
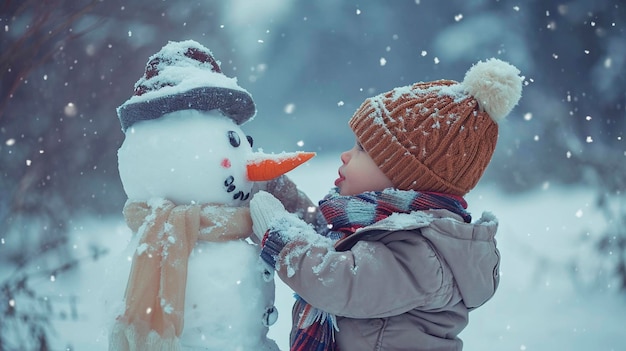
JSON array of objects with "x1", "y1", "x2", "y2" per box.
[{"x1": 247, "y1": 151, "x2": 316, "y2": 181}]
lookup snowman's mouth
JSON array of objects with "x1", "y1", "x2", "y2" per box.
[{"x1": 223, "y1": 175, "x2": 250, "y2": 201}]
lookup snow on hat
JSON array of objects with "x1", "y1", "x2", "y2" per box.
[
  {"x1": 349, "y1": 58, "x2": 523, "y2": 196},
  {"x1": 117, "y1": 40, "x2": 256, "y2": 131}
]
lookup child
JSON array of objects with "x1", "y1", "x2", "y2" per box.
[{"x1": 249, "y1": 58, "x2": 523, "y2": 351}]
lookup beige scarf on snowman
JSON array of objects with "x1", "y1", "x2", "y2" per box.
[{"x1": 109, "y1": 199, "x2": 251, "y2": 351}]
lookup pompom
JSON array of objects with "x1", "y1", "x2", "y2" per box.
[{"x1": 462, "y1": 58, "x2": 522, "y2": 123}]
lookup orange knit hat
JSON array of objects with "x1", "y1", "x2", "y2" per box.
[{"x1": 349, "y1": 58, "x2": 523, "y2": 196}]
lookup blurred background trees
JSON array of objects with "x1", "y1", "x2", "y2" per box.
[{"x1": 1, "y1": 0, "x2": 624, "y2": 349}]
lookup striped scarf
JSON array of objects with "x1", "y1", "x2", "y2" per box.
[{"x1": 290, "y1": 188, "x2": 471, "y2": 351}]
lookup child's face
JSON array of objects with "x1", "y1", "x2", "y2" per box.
[{"x1": 335, "y1": 141, "x2": 394, "y2": 196}]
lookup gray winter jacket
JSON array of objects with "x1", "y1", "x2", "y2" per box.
[{"x1": 275, "y1": 208, "x2": 500, "y2": 351}]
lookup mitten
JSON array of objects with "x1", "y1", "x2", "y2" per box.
[
  {"x1": 249, "y1": 191, "x2": 290, "y2": 279},
  {"x1": 251, "y1": 191, "x2": 333, "y2": 277},
  {"x1": 249, "y1": 190, "x2": 288, "y2": 242}
]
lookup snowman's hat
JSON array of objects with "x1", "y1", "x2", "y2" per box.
[{"x1": 117, "y1": 40, "x2": 256, "y2": 131}]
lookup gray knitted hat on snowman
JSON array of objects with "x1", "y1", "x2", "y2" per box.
[{"x1": 117, "y1": 40, "x2": 255, "y2": 131}]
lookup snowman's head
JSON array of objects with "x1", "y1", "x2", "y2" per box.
[
  {"x1": 116, "y1": 40, "x2": 315, "y2": 205},
  {"x1": 118, "y1": 109, "x2": 255, "y2": 205}
]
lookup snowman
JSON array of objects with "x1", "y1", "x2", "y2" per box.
[{"x1": 109, "y1": 40, "x2": 314, "y2": 351}]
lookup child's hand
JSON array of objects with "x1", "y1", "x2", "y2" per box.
[{"x1": 249, "y1": 191, "x2": 288, "y2": 242}]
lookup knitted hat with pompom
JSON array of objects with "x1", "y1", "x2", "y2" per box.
[{"x1": 349, "y1": 58, "x2": 523, "y2": 196}]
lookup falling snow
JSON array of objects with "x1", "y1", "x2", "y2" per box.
[{"x1": 2, "y1": 1, "x2": 625, "y2": 350}]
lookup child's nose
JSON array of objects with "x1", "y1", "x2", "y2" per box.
[{"x1": 340, "y1": 151, "x2": 350, "y2": 164}]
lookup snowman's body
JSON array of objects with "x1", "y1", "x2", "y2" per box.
[
  {"x1": 183, "y1": 241, "x2": 277, "y2": 350},
  {"x1": 118, "y1": 110, "x2": 279, "y2": 351}
]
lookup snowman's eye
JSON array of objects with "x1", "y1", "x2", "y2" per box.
[
  {"x1": 246, "y1": 135, "x2": 254, "y2": 147},
  {"x1": 228, "y1": 131, "x2": 241, "y2": 147}
]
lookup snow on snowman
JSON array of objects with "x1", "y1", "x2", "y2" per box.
[{"x1": 109, "y1": 40, "x2": 314, "y2": 351}]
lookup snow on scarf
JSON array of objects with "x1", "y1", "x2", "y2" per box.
[
  {"x1": 290, "y1": 188, "x2": 471, "y2": 351},
  {"x1": 109, "y1": 199, "x2": 251, "y2": 351}
]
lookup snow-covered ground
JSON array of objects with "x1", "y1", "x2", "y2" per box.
[{"x1": 25, "y1": 154, "x2": 626, "y2": 350}]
